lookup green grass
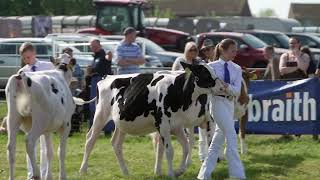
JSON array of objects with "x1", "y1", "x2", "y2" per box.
[
  {"x1": 0, "y1": 102, "x2": 7, "y2": 120},
  {"x1": 0, "y1": 104, "x2": 320, "y2": 180}
]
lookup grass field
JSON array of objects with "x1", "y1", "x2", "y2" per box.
[{"x1": 0, "y1": 103, "x2": 320, "y2": 180}]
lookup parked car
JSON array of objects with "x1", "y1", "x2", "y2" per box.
[
  {"x1": 101, "y1": 35, "x2": 183, "y2": 67},
  {"x1": 0, "y1": 38, "x2": 53, "y2": 88},
  {"x1": 196, "y1": 32, "x2": 271, "y2": 68},
  {"x1": 0, "y1": 38, "x2": 93, "y2": 88},
  {"x1": 59, "y1": 40, "x2": 163, "y2": 69},
  {"x1": 236, "y1": 30, "x2": 290, "y2": 49},
  {"x1": 47, "y1": 33, "x2": 163, "y2": 68},
  {"x1": 238, "y1": 30, "x2": 320, "y2": 66},
  {"x1": 286, "y1": 33, "x2": 320, "y2": 49}
]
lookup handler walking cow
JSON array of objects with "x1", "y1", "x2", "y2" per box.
[
  {"x1": 79, "y1": 62, "x2": 225, "y2": 177},
  {"x1": 197, "y1": 39, "x2": 246, "y2": 180},
  {"x1": 6, "y1": 49, "x2": 75, "y2": 180}
]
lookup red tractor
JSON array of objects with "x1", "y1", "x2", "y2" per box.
[{"x1": 78, "y1": 0, "x2": 192, "y2": 52}]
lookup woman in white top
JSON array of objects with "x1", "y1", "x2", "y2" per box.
[
  {"x1": 172, "y1": 41, "x2": 200, "y2": 71},
  {"x1": 197, "y1": 39, "x2": 246, "y2": 180}
]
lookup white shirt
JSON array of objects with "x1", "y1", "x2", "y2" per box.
[
  {"x1": 208, "y1": 58, "x2": 242, "y2": 96},
  {"x1": 19, "y1": 59, "x2": 55, "y2": 73}
]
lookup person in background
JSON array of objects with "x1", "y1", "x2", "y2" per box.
[
  {"x1": 88, "y1": 39, "x2": 112, "y2": 134},
  {"x1": 198, "y1": 39, "x2": 246, "y2": 180},
  {"x1": 61, "y1": 48, "x2": 84, "y2": 91},
  {"x1": 89, "y1": 38, "x2": 113, "y2": 133},
  {"x1": 263, "y1": 45, "x2": 280, "y2": 80},
  {"x1": 90, "y1": 39, "x2": 112, "y2": 77},
  {"x1": 316, "y1": 59, "x2": 320, "y2": 77},
  {"x1": 279, "y1": 37, "x2": 310, "y2": 80},
  {"x1": 301, "y1": 46, "x2": 317, "y2": 76},
  {"x1": 300, "y1": 46, "x2": 318, "y2": 141},
  {"x1": 172, "y1": 41, "x2": 201, "y2": 71},
  {"x1": 171, "y1": 41, "x2": 209, "y2": 161},
  {"x1": 190, "y1": 39, "x2": 216, "y2": 162},
  {"x1": 69, "y1": 58, "x2": 84, "y2": 90},
  {"x1": 115, "y1": 27, "x2": 145, "y2": 74},
  {"x1": 199, "y1": 39, "x2": 215, "y2": 63}
]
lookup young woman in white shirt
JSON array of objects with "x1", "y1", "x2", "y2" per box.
[{"x1": 197, "y1": 38, "x2": 246, "y2": 180}]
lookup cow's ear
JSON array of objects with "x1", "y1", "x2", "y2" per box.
[{"x1": 180, "y1": 61, "x2": 192, "y2": 71}]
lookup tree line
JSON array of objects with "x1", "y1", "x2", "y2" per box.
[{"x1": 0, "y1": 0, "x2": 95, "y2": 16}]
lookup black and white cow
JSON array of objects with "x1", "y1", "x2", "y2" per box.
[
  {"x1": 6, "y1": 63, "x2": 75, "y2": 180},
  {"x1": 79, "y1": 62, "x2": 224, "y2": 177}
]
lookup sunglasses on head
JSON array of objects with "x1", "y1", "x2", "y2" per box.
[{"x1": 203, "y1": 48, "x2": 211, "y2": 52}]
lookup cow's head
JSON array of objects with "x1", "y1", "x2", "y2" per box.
[
  {"x1": 55, "y1": 53, "x2": 73, "y2": 85},
  {"x1": 242, "y1": 68, "x2": 256, "y2": 87},
  {"x1": 180, "y1": 62, "x2": 224, "y2": 94}
]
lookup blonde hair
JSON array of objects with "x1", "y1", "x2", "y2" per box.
[{"x1": 184, "y1": 41, "x2": 198, "y2": 59}]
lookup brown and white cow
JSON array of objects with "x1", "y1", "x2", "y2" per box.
[
  {"x1": 235, "y1": 68, "x2": 254, "y2": 155},
  {"x1": 6, "y1": 62, "x2": 75, "y2": 180},
  {"x1": 78, "y1": 62, "x2": 225, "y2": 177}
]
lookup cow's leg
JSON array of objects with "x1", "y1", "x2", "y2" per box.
[
  {"x1": 26, "y1": 130, "x2": 42, "y2": 180},
  {"x1": 239, "y1": 113, "x2": 248, "y2": 155},
  {"x1": 153, "y1": 133, "x2": 164, "y2": 176},
  {"x1": 7, "y1": 115, "x2": 20, "y2": 180},
  {"x1": 158, "y1": 123, "x2": 174, "y2": 177},
  {"x1": 172, "y1": 127, "x2": 189, "y2": 177},
  {"x1": 185, "y1": 127, "x2": 194, "y2": 166},
  {"x1": 79, "y1": 103, "x2": 110, "y2": 174},
  {"x1": 111, "y1": 127, "x2": 129, "y2": 175},
  {"x1": 57, "y1": 120, "x2": 71, "y2": 180},
  {"x1": 43, "y1": 134, "x2": 53, "y2": 180}
]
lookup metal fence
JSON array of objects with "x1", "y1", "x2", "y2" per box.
[{"x1": 0, "y1": 67, "x2": 266, "y2": 104}]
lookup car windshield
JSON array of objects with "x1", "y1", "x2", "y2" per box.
[
  {"x1": 101, "y1": 43, "x2": 117, "y2": 53},
  {"x1": 138, "y1": 38, "x2": 165, "y2": 54},
  {"x1": 97, "y1": 6, "x2": 131, "y2": 34},
  {"x1": 275, "y1": 34, "x2": 290, "y2": 49},
  {"x1": 311, "y1": 35, "x2": 320, "y2": 42},
  {"x1": 243, "y1": 34, "x2": 267, "y2": 48}
]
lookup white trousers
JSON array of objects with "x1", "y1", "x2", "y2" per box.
[
  {"x1": 197, "y1": 96, "x2": 246, "y2": 180},
  {"x1": 27, "y1": 135, "x2": 48, "y2": 179}
]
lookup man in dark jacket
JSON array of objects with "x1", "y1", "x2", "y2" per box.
[
  {"x1": 89, "y1": 39, "x2": 113, "y2": 132},
  {"x1": 90, "y1": 39, "x2": 112, "y2": 76}
]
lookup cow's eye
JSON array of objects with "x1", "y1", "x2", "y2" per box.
[{"x1": 195, "y1": 76, "x2": 199, "y2": 81}]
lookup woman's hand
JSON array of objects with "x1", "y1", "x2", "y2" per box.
[{"x1": 223, "y1": 82, "x2": 229, "y2": 92}]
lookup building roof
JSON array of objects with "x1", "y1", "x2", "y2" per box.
[
  {"x1": 149, "y1": 0, "x2": 251, "y2": 17},
  {"x1": 288, "y1": 3, "x2": 320, "y2": 26}
]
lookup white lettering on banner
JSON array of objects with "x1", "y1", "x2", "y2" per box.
[
  {"x1": 293, "y1": 93, "x2": 302, "y2": 121},
  {"x1": 272, "y1": 99, "x2": 284, "y2": 121},
  {"x1": 248, "y1": 92, "x2": 317, "y2": 122}
]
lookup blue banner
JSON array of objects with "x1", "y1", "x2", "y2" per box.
[{"x1": 235, "y1": 78, "x2": 320, "y2": 135}]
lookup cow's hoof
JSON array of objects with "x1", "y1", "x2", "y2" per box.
[
  {"x1": 186, "y1": 159, "x2": 192, "y2": 167},
  {"x1": 79, "y1": 168, "x2": 87, "y2": 175},
  {"x1": 31, "y1": 176, "x2": 40, "y2": 180},
  {"x1": 174, "y1": 169, "x2": 185, "y2": 177},
  {"x1": 154, "y1": 169, "x2": 162, "y2": 176},
  {"x1": 168, "y1": 172, "x2": 175, "y2": 178},
  {"x1": 121, "y1": 169, "x2": 129, "y2": 176}
]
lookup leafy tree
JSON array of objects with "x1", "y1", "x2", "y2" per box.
[{"x1": 258, "y1": 8, "x2": 277, "y2": 17}]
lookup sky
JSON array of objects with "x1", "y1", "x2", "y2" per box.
[{"x1": 248, "y1": 0, "x2": 320, "y2": 18}]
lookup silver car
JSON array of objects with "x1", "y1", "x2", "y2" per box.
[{"x1": 0, "y1": 38, "x2": 53, "y2": 88}]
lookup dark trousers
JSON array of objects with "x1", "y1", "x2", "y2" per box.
[{"x1": 89, "y1": 75, "x2": 115, "y2": 134}]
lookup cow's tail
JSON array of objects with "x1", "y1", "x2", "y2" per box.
[
  {"x1": 6, "y1": 73, "x2": 31, "y2": 116},
  {"x1": 73, "y1": 97, "x2": 97, "y2": 105}
]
